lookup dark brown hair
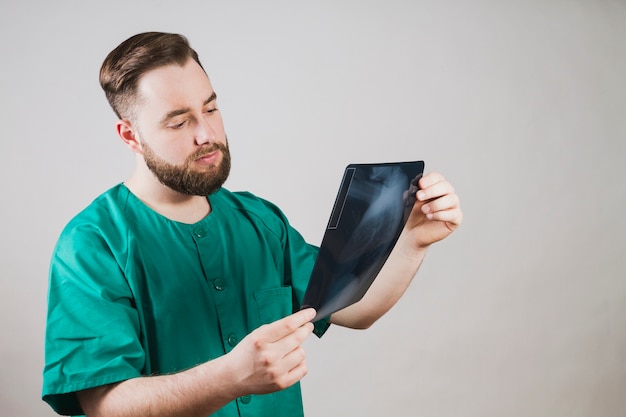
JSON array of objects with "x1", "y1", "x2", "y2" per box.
[{"x1": 99, "y1": 32, "x2": 204, "y2": 120}]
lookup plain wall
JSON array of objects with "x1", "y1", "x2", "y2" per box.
[{"x1": 1, "y1": 1, "x2": 625, "y2": 416}]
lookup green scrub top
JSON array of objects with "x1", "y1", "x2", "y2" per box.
[{"x1": 42, "y1": 184, "x2": 329, "y2": 416}]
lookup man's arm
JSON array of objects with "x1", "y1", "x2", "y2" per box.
[
  {"x1": 77, "y1": 308, "x2": 316, "y2": 417},
  {"x1": 330, "y1": 172, "x2": 463, "y2": 329}
]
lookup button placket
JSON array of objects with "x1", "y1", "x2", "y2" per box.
[{"x1": 192, "y1": 220, "x2": 247, "y2": 367}]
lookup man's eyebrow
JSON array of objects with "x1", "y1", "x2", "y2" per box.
[
  {"x1": 160, "y1": 92, "x2": 218, "y2": 124},
  {"x1": 161, "y1": 107, "x2": 190, "y2": 124},
  {"x1": 204, "y1": 92, "x2": 217, "y2": 106}
]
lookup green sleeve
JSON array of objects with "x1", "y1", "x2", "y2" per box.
[{"x1": 42, "y1": 220, "x2": 144, "y2": 416}]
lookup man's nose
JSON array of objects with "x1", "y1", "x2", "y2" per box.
[{"x1": 195, "y1": 117, "x2": 216, "y2": 145}]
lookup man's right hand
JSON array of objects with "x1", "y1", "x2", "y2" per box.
[
  {"x1": 77, "y1": 308, "x2": 317, "y2": 417},
  {"x1": 226, "y1": 308, "x2": 316, "y2": 395}
]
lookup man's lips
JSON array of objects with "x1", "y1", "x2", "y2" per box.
[{"x1": 195, "y1": 150, "x2": 220, "y2": 164}]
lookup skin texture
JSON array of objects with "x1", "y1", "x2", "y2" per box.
[{"x1": 76, "y1": 58, "x2": 463, "y2": 416}]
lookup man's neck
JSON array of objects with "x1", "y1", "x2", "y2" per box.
[{"x1": 124, "y1": 167, "x2": 212, "y2": 224}]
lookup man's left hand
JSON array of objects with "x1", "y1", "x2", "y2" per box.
[{"x1": 405, "y1": 171, "x2": 463, "y2": 249}]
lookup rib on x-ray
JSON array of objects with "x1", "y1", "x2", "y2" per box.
[{"x1": 302, "y1": 161, "x2": 424, "y2": 322}]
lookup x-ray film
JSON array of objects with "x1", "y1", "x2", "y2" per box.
[{"x1": 301, "y1": 161, "x2": 425, "y2": 322}]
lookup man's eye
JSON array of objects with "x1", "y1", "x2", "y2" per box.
[
  {"x1": 169, "y1": 121, "x2": 186, "y2": 129},
  {"x1": 206, "y1": 107, "x2": 218, "y2": 114}
]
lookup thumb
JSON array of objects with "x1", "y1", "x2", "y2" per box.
[{"x1": 261, "y1": 308, "x2": 316, "y2": 343}]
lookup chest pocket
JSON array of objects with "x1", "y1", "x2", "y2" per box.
[{"x1": 254, "y1": 286, "x2": 294, "y2": 325}]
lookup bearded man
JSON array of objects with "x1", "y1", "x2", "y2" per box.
[{"x1": 42, "y1": 32, "x2": 463, "y2": 417}]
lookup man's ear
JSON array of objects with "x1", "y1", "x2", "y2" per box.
[{"x1": 116, "y1": 119, "x2": 143, "y2": 154}]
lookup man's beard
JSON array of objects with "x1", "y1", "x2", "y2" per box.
[{"x1": 142, "y1": 140, "x2": 231, "y2": 196}]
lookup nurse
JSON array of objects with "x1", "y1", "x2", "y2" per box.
[{"x1": 42, "y1": 32, "x2": 463, "y2": 417}]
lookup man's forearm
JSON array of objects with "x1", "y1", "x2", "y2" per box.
[
  {"x1": 77, "y1": 308, "x2": 316, "y2": 417},
  {"x1": 330, "y1": 229, "x2": 427, "y2": 329},
  {"x1": 77, "y1": 355, "x2": 238, "y2": 417}
]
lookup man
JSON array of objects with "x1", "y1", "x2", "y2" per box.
[{"x1": 42, "y1": 32, "x2": 462, "y2": 417}]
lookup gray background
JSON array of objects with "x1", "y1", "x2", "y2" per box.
[{"x1": 1, "y1": 1, "x2": 625, "y2": 416}]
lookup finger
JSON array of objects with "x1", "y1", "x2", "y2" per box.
[
  {"x1": 417, "y1": 177, "x2": 454, "y2": 202},
  {"x1": 272, "y1": 321, "x2": 314, "y2": 360},
  {"x1": 418, "y1": 172, "x2": 445, "y2": 190},
  {"x1": 421, "y1": 193, "x2": 460, "y2": 215},
  {"x1": 267, "y1": 351, "x2": 309, "y2": 391},
  {"x1": 258, "y1": 326, "x2": 312, "y2": 390},
  {"x1": 285, "y1": 353, "x2": 309, "y2": 383},
  {"x1": 424, "y1": 207, "x2": 464, "y2": 226},
  {"x1": 262, "y1": 308, "x2": 316, "y2": 343},
  {"x1": 281, "y1": 344, "x2": 308, "y2": 375}
]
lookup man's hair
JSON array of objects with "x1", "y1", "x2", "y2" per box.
[{"x1": 99, "y1": 32, "x2": 204, "y2": 120}]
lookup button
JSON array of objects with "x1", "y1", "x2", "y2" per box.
[
  {"x1": 193, "y1": 227, "x2": 208, "y2": 238},
  {"x1": 212, "y1": 279, "x2": 225, "y2": 291},
  {"x1": 240, "y1": 395, "x2": 251, "y2": 404},
  {"x1": 227, "y1": 333, "x2": 238, "y2": 347}
]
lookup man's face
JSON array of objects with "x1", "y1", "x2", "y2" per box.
[{"x1": 130, "y1": 59, "x2": 231, "y2": 195}]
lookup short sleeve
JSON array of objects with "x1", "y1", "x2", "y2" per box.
[{"x1": 42, "y1": 220, "x2": 144, "y2": 415}]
